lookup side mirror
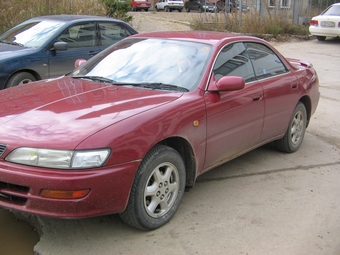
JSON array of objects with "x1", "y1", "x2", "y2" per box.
[
  {"x1": 53, "y1": 42, "x2": 68, "y2": 51},
  {"x1": 208, "y1": 75, "x2": 245, "y2": 92},
  {"x1": 75, "y1": 59, "x2": 87, "y2": 68}
]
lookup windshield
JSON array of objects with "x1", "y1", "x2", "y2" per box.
[
  {"x1": 322, "y1": 5, "x2": 340, "y2": 15},
  {"x1": 0, "y1": 19, "x2": 66, "y2": 48},
  {"x1": 71, "y1": 38, "x2": 212, "y2": 91}
]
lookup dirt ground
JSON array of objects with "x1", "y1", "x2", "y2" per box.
[{"x1": 3, "y1": 11, "x2": 340, "y2": 255}]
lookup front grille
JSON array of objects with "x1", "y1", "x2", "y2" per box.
[
  {"x1": 0, "y1": 181, "x2": 29, "y2": 205},
  {"x1": 0, "y1": 144, "x2": 6, "y2": 157}
]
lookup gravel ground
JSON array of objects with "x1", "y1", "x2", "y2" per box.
[{"x1": 130, "y1": 11, "x2": 195, "y2": 32}]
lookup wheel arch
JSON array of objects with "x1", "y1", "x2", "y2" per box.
[
  {"x1": 158, "y1": 137, "x2": 196, "y2": 191},
  {"x1": 299, "y1": 95, "x2": 312, "y2": 127},
  {"x1": 6, "y1": 69, "x2": 42, "y2": 88}
]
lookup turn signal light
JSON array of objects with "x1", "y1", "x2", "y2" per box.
[{"x1": 40, "y1": 189, "x2": 90, "y2": 199}]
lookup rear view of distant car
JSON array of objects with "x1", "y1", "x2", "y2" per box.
[
  {"x1": 155, "y1": 0, "x2": 184, "y2": 12},
  {"x1": 309, "y1": 3, "x2": 340, "y2": 41}
]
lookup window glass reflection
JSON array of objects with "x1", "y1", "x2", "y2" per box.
[
  {"x1": 213, "y1": 42, "x2": 256, "y2": 83},
  {"x1": 74, "y1": 38, "x2": 212, "y2": 91},
  {"x1": 245, "y1": 42, "x2": 287, "y2": 79},
  {"x1": 0, "y1": 20, "x2": 65, "y2": 48}
]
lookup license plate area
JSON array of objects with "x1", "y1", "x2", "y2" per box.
[{"x1": 320, "y1": 21, "x2": 335, "y2": 27}]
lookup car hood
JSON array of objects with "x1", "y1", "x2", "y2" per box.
[
  {"x1": 0, "y1": 77, "x2": 182, "y2": 149},
  {"x1": 0, "y1": 43, "x2": 35, "y2": 59}
]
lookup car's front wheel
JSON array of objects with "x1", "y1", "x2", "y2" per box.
[
  {"x1": 185, "y1": 6, "x2": 190, "y2": 12},
  {"x1": 6, "y1": 72, "x2": 36, "y2": 88},
  {"x1": 120, "y1": 144, "x2": 186, "y2": 230},
  {"x1": 274, "y1": 102, "x2": 307, "y2": 153}
]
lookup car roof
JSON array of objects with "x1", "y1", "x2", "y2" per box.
[
  {"x1": 132, "y1": 31, "x2": 265, "y2": 46},
  {"x1": 27, "y1": 15, "x2": 121, "y2": 23}
]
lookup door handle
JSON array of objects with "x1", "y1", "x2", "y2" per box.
[
  {"x1": 88, "y1": 51, "x2": 99, "y2": 56},
  {"x1": 291, "y1": 82, "x2": 298, "y2": 89},
  {"x1": 252, "y1": 95, "x2": 263, "y2": 101}
]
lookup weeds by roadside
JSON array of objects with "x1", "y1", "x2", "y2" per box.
[
  {"x1": 189, "y1": 12, "x2": 310, "y2": 40},
  {"x1": 0, "y1": 0, "x2": 106, "y2": 34}
]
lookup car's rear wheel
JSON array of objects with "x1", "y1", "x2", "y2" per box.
[
  {"x1": 120, "y1": 144, "x2": 186, "y2": 230},
  {"x1": 165, "y1": 6, "x2": 169, "y2": 12},
  {"x1": 6, "y1": 72, "x2": 36, "y2": 88},
  {"x1": 316, "y1": 36, "x2": 326, "y2": 41},
  {"x1": 274, "y1": 102, "x2": 307, "y2": 153},
  {"x1": 198, "y1": 7, "x2": 203, "y2": 13},
  {"x1": 185, "y1": 6, "x2": 190, "y2": 12}
]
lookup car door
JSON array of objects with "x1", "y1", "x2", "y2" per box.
[
  {"x1": 157, "y1": 0, "x2": 166, "y2": 9},
  {"x1": 203, "y1": 42, "x2": 264, "y2": 170},
  {"x1": 187, "y1": 0, "x2": 197, "y2": 10},
  {"x1": 48, "y1": 22, "x2": 100, "y2": 78},
  {"x1": 244, "y1": 42, "x2": 300, "y2": 142}
]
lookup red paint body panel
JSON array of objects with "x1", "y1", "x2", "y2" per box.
[{"x1": 0, "y1": 31, "x2": 320, "y2": 219}]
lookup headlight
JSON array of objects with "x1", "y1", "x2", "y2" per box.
[{"x1": 5, "y1": 147, "x2": 110, "y2": 169}]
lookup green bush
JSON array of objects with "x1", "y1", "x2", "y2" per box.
[{"x1": 101, "y1": 0, "x2": 132, "y2": 23}]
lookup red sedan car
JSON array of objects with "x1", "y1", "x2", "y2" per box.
[{"x1": 0, "y1": 31, "x2": 319, "y2": 230}]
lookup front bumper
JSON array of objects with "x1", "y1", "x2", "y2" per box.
[{"x1": 0, "y1": 160, "x2": 140, "y2": 218}]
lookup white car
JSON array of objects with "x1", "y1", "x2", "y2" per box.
[
  {"x1": 309, "y1": 3, "x2": 340, "y2": 41},
  {"x1": 155, "y1": 0, "x2": 184, "y2": 12}
]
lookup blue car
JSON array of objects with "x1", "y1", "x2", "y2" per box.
[{"x1": 0, "y1": 15, "x2": 138, "y2": 89}]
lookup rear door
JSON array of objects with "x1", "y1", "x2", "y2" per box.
[
  {"x1": 244, "y1": 42, "x2": 300, "y2": 142},
  {"x1": 203, "y1": 42, "x2": 264, "y2": 170}
]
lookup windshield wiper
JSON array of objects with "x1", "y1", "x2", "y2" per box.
[
  {"x1": 115, "y1": 82, "x2": 189, "y2": 92},
  {"x1": 0, "y1": 40, "x2": 24, "y2": 47},
  {"x1": 72, "y1": 75, "x2": 116, "y2": 84}
]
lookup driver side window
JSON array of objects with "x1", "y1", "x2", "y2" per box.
[
  {"x1": 213, "y1": 42, "x2": 256, "y2": 83},
  {"x1": 58, "y1": 23, "x2": 96, "y2": 48}
]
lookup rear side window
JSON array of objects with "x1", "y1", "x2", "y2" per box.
[
  {"x1": 98, "y1": 22, "x2": 133, "y2": 47},
  {"x1": 245, "y1": 42, "x2": 287, "y2": 80},
  {"x1": 213, "y1": 42, "x2": 256, "y2": 83}
]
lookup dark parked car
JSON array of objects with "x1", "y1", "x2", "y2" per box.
[
  {"x1": 0, "y1": 31, "x2": 319, "y2": 230},
  {"x1": 0, "y1": 15, "x2": 138, "y2": 89},
  {"x1": 184, "y1": 0, "x2": 217, "y2": 12}
]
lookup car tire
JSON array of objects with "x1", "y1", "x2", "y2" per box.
[
  {"x1": 185, "y1": 6, "x2": 190, "y2": 12},
  {"x1": 316, "y1": 36, "x2": 326, "y2": 41},
  {"x1": 165, "y1": 6, "x2": 169, "y2": 12},
  {"x1": 155, "y1": 6, "x2": 159, "y2": 11},
  {"x1": 273, "y1": 102, "x2": 307, "y2": 153},
  {"x1": 178, "y1": 8, "x2": 182, "y2": 12},
  {"x1": 198, "y1": 7, "x2": 203, "y2": 13},
  {"x1": 120, "y1": 144, "x2": 186, "y2": 230},
  {"x1": 6, "y1": 72, "x2": 36, "y2": 88}
]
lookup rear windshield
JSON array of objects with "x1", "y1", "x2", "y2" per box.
[{"x1": 322, "y1": 5, "x2": 340, "y2": 16}]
